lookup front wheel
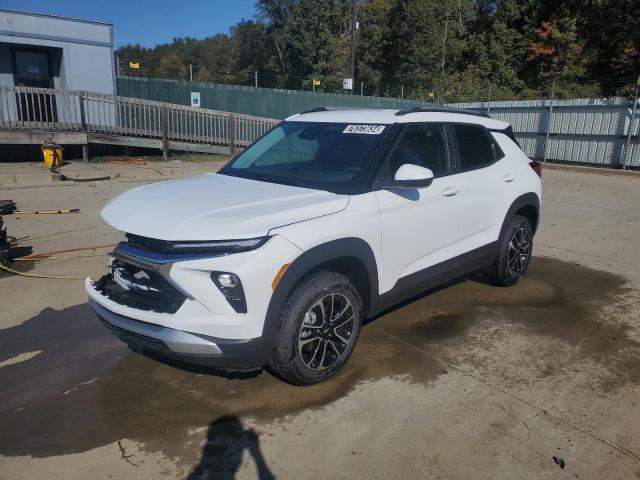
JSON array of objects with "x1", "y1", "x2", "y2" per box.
[
  {"x1": 486, "y1": 214, "x2": 533, "y2": 287},
  {"x1": 269, "y1": 271, "x2": 363, "y2": 385}
]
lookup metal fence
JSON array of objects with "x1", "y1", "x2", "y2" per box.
[
  {"x1": 0, "y1": 85, "x2": 278, "y2": 152},
  {"x1": 449, "y1": 97, "x2": 639, "y2": 168},
  {"x1": 116, "y1": 76, "x2": 422, "y2": 119},
  {"x1": 117, "y1": 77, "x2": 640, "y2": 168}
]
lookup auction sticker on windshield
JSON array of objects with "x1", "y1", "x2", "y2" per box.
[{"x1": 343, "y1": 124, "x2": 386, "y2": 134}]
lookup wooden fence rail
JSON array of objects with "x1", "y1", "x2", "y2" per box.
[{"x1": 0, "y1": 85, "x2": 278, "y2": 160}]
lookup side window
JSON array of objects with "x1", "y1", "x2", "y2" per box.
[
  {"x1": 378, "y1": 124, "x2": 449, "y2": 180},
  {"x1": 453, "y1": 125, "x2": 495, "y2": 171}
]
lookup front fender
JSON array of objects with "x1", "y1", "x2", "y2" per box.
[{"x1": 261, "y1": 237, "x2": 379, "y2": 344}]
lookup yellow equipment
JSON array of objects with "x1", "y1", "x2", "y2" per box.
[{"x1": 41, "y1": 141, "x2": 63, "y2": 169}]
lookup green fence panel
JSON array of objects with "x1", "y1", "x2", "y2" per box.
[
  {"x1": 116, "y1": 77, "x2": 422, "y2": 119},
  {"x1": 115, "y1": 77, "x2": 636, "y2": 167}
]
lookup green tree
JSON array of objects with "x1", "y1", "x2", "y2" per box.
[
  {"x1": 284, "y1": 0, "x2": 350, "y2": 90},
  {"x1": 357, "y1": 0, "x2": 394, "y2": 95},
  {"x1": 466, "y1": 0, "x2": 537, "y2": 94},
  {"x1": 256, "y1": 0, "x2": 296, "y2": 73},
  {"x1": 157, "y1": 52, "x2": 186, "y2": 80},
  {"x1": 231, "y1": 20, "x2": 270, "y2": 79},
  {"x1": 384, "y1": 0, "x2": 473, "y2": 98}
]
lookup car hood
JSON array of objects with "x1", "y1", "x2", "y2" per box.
[{"x1": 101, "y1": 173, "x2": 349, "y2": 240}]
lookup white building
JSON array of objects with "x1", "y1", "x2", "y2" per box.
[{"x1": 0, "y1": 9, "x2": 115, "y2": 94}]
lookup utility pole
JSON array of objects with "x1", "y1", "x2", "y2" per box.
[
  {"x1": 189, "y1": 63, "x2": 193, "y2": 82},
  {"x1": 349, "y1": 0, "x2": 357, "y2": 95},
  {"x1": 622, "y1": 74, "x2": 640, "y2": 170},
  {"x1": 254, "y1": 70, "x2": 258, "y2": 88},
  {"x1": 542, "y1": 80, "x2": 556, "y2": 163}
]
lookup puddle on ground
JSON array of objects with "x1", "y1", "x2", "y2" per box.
[
  {"x1": 382, "y1": 258, "x2": 639, "y2": 392},
  {"x1": 0, "y1": 257, "x2": 637, "y2": 467}
]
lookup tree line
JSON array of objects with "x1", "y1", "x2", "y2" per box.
[{"x1": 116, "y1": 0, "x2": 640, "y2": 102}]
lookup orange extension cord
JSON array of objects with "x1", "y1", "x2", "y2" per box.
[
  {"x1": 14, "y1": 242, "x2": 117, "y2": 260},
  {"x1": 1, "y1": 243, "x2": 118, "y2": 280}
]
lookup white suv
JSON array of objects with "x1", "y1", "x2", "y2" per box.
[{"x1": 86, "y1": 106, "x2": 541, "y2": 385}]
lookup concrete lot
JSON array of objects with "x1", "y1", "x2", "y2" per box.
[{"x1": 0, "y1": 164, "x2": 639, "y2": 479}]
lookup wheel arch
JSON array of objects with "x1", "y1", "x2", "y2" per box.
[
  {"x1": 500, "y1": 193, "x2": 540, "y2": 239},
  {"x1": 262, "y1": 237, "x2": 379, "y2": 343}
]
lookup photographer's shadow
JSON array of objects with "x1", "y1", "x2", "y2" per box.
[{"x1": 187, "y1": 415, "x2": 275, "y2": 480}]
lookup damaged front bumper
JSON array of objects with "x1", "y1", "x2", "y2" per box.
[{"x1": 87, "y1": 282, "x2": 270, "y2": 371}]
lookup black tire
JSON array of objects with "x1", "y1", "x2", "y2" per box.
[
  {"x1": 269, "y1": 271, "x2": 363, "y2": 385},
  {"x1": 486, "y1": 214, "x2": 533, "y2": 287}
]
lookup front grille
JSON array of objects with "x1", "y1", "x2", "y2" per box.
[
  {"x1": 125, "y1": 233, "x2": 171, "y2": 253},
  {"x1": 94, "y1": 259, "x2": 186, "y2": 314}
]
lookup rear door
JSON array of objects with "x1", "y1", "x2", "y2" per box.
[{"x1": 444, "y1": 124, "x2": 512, "y2": 255}]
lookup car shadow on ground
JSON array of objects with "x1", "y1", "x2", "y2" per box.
[{"x1": 187, "y1": 415, "x2": 275, "y2": 480}]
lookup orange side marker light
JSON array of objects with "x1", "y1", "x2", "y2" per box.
[{"x1": 272, "y1": 263, "x2": 290, "y2": 291}]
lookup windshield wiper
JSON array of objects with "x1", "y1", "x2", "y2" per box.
[
  {"x1": 254, "y1": 174, "x2": 313, "y2": 189},
  {"x1": 220, "y1": 169, "x2": 321, "y2": 191}
]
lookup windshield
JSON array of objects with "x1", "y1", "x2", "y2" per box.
[{"x1": 220, "y1": 121, "x2": 389, "y2": 194}]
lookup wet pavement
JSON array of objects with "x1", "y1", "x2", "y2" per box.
[
  {"x1": 1, "y1": 167, "x2": 640, "y2": 478},
  {"x1": 1, "y1": 256, "x2": 637, "y2": 475}
]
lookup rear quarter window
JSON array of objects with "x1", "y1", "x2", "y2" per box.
[{"x1": 453, "y1": 124, "x2": 495, "y2": 171}]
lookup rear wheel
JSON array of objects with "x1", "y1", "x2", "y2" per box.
[
  {"x1": 269, "y1": 271, "x2": 363, "y2": 385},
  {"x1": 486, "y1": 214, "x2": 533, "y2": 287}
]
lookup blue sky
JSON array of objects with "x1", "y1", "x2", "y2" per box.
[{"x1": 0, "y1": 0, "x2": 257, "y2": 47}]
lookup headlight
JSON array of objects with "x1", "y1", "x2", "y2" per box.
[{"x1": 165, "y1": 237, "x2": 270, "y2": 255}]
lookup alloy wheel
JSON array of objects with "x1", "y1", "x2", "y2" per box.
[
  {"x1": 507, "y1": 225, "x2": 531, "y2": 278},
  {"x1": 298, "y1": 293, "x2": 355, "y2": 371}
]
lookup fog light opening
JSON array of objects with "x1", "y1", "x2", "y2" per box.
[{"x1": 211, "y1": 271, "x2": 247, "y2": 314}]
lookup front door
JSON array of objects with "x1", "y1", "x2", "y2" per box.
[
  {"x1": 374, "y1": 123, "x2": 463, "y2": 293},
  {"x1": 13, "y1": 48, "x2": 57, "y2": 122}
]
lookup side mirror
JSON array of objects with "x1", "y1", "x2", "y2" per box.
[{"x1": 379, "y1": 164, "x2": 434, "y2": 189}]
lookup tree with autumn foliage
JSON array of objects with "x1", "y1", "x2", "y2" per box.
[
  {"x1": 525, "y1": 18, "x2": 598, "y2": 97},
  {"x1": 116, "y1": 0, "x2": 640, "y2": 101}
]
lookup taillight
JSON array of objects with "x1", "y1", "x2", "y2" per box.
[{"x1": 529, "y1": 160, "x2": 542, "y2": 178}]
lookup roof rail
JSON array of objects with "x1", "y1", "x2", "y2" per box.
[
  {"x1": 395, "y1": 105, "x2": 491, "y2": 118},
  {"x1": 300, "y1": 106, "x2": 331, "y2": 114}
]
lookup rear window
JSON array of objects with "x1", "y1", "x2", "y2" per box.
[{"x1": 453, "y1": 125, "x2": 495, "y2": 171}]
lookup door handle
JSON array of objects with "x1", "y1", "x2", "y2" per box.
[
  {"x1": 441, "y1": 187, "x2": 459, "y2": 197},
  {"x1": 503, "y1": 174, "x2": 515, "y2": 183}
]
